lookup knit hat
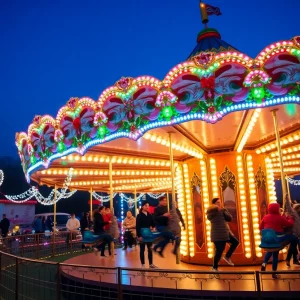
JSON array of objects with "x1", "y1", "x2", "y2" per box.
[{"x1": 212, "y1": 198, "x2": 219, "y2": 204}]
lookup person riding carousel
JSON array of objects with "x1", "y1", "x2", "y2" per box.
[{"x1": 259, "y1": 202, "x2": 295, "y2": 278}]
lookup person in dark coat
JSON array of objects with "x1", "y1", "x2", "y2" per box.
[
  {"x1": 0, "y1": 214, "x2": 10, "y2": 238},
  {"x1": 136, "y1": 201, "x2": 157, "y2": 268},
  {"x1": 153, "y1": 197, "x2": 178, "y2": 257},
  {"x1": 206, "y1": 198, "x2": 239, "y2": 271},
  {"x1": 93, "y1": 206, "x2": 113, "y2": 256},
  {"x1": 80, "y1": 212, "x2": 91, "y2": 250}
]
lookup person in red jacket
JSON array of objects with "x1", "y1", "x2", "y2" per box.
[
  {"x1": 260, "y1": 202, "x2": 294, "y2": 278},
  {"x1": 103, "y1": 207, "x2": 112, "y2": 231}
]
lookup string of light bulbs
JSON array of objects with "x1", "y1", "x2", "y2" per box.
[
  {"x1": 92, "y1": 192, "x2": 117, "y2": 202},
  {"x1": 0, "y1": 170, "x2": 4, "y2": 186},
  {"x1": 4, "y1": 168, "x2": 75, "y2": 205}
]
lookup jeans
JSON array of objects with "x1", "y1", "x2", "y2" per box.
[
  {"x1": 213, "y1": 234, "x2": 239, "y2": 269},
  {"x1": 95, "y1": 233, "x2": 114, "y2": 255},
  {"x1": 154, "y1": 226, "x2": 177, "y2": 253},
  {"x1": 286, "y1": 235, "x2": 299, "y2": 262},
  {"x1": 124, "y1": 230, "x2": 136, "y2": 248},
  {"x1": 263, "y1": 251, "x2": 279, "y2": 271},
  {"x1": 140, "y1": 242, "x2": 153, "y2": 265}
]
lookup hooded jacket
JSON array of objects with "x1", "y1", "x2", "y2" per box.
[
  {"x1": 206, "y1": 205, "x2": 233, "y2": 242},
  {"x1": 259, "y1": 203, "x2": 294, "y2": 233}
]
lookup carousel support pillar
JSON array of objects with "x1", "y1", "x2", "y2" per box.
[
  {"x1": 89, "y1": 187, "x2": 93, "y2": 219},
  {"x1": 286, "y1": 175, "x2": 291, "y2": 200},
  {"x1": 168, "y1": 132, "x2": 176, "y2": 205},
  {"x1": 271, "y1": 109, "x2": 287, "y2": 205},
  {"x1": 53, "y1": 185, "x2": 57, "y2": 232},
  {"x1": 109, "y1": 158, "x2": 113, "y2": 209},
  {"x1": 166, "y1": 191, "x2": 170, "y2": 211},
  {"x1": 134, "y1": 185, "x2": 137, "y2": 216},
  {"x1": 168, "y1": 132, "x2": 179, "y2": 264}
]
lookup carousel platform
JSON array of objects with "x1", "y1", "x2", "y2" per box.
[{"x1": 60, "y1": 245, "x2": 300, "y2": 300}]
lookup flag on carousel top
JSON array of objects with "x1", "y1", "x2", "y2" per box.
[
  {"x1": 200, "y1": 1, "x2": 222, "y2": 25},
  {"x1": 205, "y1": 3, "x2": 222, "y2": 16}
]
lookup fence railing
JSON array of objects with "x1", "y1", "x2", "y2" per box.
[{"x1": 1, "y1": 233, "x2": 300, "y2": 300}]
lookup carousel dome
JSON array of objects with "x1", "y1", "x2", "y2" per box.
[{"x1": 188, "y1": 28, "x2": 238, "y2": 59}]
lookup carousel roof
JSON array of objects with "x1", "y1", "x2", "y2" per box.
[
  {"x1": 188, "y1": 28, "x2": 238, "y2": 59},
  {"x1": 15, "y1": 27, "x2": 300, "y2": 192}
]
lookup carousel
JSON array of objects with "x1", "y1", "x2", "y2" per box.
[{"x1": 14, "y1": 3, "x2": 300, "y2": 266}]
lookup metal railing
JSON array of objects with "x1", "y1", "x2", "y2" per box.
[{"x1": 1, "y1": 233, "x2": 300, "y2": 300}]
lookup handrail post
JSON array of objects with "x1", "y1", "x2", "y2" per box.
[
  {"x1": 15, "y1": 257, "x2": 19, "y2": 300},
  {"x1": 56, "y1": 263, "x2": 61, "y2": 300},
  {"x1": 52, "y1": 232, "x2": 55, "y2": 257},
  {"x1": 255, "y1": 271, "x2": 261, "y2": 299},
  {"x1": 118, "y1": 267, "x2": 122, "y2": 300}
]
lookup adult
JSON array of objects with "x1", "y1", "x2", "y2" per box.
[
  {"x1": 0, "y1": 214, "x2": 10, "y2": 238},
  {"x1": 66, "y1": 213, "x2": 80, "y2": 243},
  {"x1": 260, "y1": 202, "x2": 294, "y2": 279},
  {"x1": 93, "y1": 206, "x2": 113, "y2": 256},
  {"x1": 136, "y1": 201, "x2": 157, "y2": 268},
  {"x1": 80, "y1": 212, "x2": 91, "y2": 250},
  {"x1": 153, "y1": 197, "x2": 178, "y2": 257},
  {"x1": 280, "y1": 197, "x2": 300, "y2": 266},
  {"x1": 123, "y1": 210, "x2": 136, "y2": 250},
  {"x1": 206, "y1": 198, "x2": 239, "y2": 271}
]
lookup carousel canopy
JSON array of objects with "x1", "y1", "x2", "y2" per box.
[{"x1": 15, "y1": 27, "x2": 300, "y2": 192}]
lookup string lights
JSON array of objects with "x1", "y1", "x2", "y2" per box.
[
  {"x1": 246, "y1": 155, "x2": 262, "y2": 258},
  {"x1": 183, "y1": 164, "x2": 195, "y2": 257},
  {"x1": 265, "y1": 157, "x2": 277, "y2": 203},
  {"x1": 175, "y1": 165, "x2": 188, "y2": 256},
  {"x1": 5, "y1": 168, "x2": 75, "y2": 205},
  {"x1": 236, "y1": 155, "x2": 252, "y2": 258},
  {"x1": 200, "y1": 159, "x2": 213, "y2": 258},
  {"x1": 0, "y1": 170, "x2": 4, "y2": 186}
]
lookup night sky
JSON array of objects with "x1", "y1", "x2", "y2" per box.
[{"x1": 0, "y1": 0, "x2": 299, "y2": 157}]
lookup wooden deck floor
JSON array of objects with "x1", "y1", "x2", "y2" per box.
[{"x1": 61, "y1": 245, "x2": 300, "y2": 293}]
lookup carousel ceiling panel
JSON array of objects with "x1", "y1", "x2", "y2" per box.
[
  {"x1": 246, "y1": 104, "x2": 300, "y2": 148},
  {"x1": 178, "y1": 111, "x2": 246, "y2": 151},
  {"x1": 89, "y1": 136, "x2": 186, "y2": 160}
]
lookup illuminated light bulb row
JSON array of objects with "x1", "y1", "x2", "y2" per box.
[
  {"x1": 183, "y1": 164, "x2": 195, "y2": 257},
  {"x1": 151, "y1": 185, "x2": 172, "y2": 192},
  {"x1": 143, "y1": 133, "x2": 203, "y2": 159},
  {"x1": 257, "y1": 41, "x2": 294, "y2": 62},
  {"x1": 273, "y1": 167, "x2": 300, "y2": 173},
  {"x1": 265, "y1": 157, "x2": 277, "y2": 203},
  {"x1": 272, "y1": 161, "x2": 300, "y2": 167},
  {"x1": 200, "y1": 160, "x2": 213, "y2": 258},
  {"x1": 256, "y1": 132, "x2": 300, "y2": 154},
  {"x1": 237, "y1": 109, "x2": 261, "y2": 153},
  {"x1": 114, "y1": 181, "x2": 172, "y2": 191},
  {"x1": 270, "y1": 145, "x2": 300, "y2": 157},
  {"x1": 246, "y1": 155, "x2": 262, "y2": 258},
  {"x1": 271, "y1": 153, "x2": 300, "y2": 162},
  {"x1": 164, "y1": 62, "x2": 195, "y2": 86},
  {"x1": 62, "y1": 154, "x2": 172, "y2": 167},
  {"x1": 236, "y1": 155, "x2": 251, "y2": 259},
  {"x1": 98, "y1": 77, "x2": 162, "y2": 106},
  {"x1": 175, "y1": 165, "x2": 188, "y2": 256},
  {"x1": 209, "y1": 158, "x2": 219, "y2": 198},
  {"x1": 70, "y1": 177, "x2": 171, "y2": 186},
  {"x1": 43, "y1": 169, "x2": 171, "y2": 177}
]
